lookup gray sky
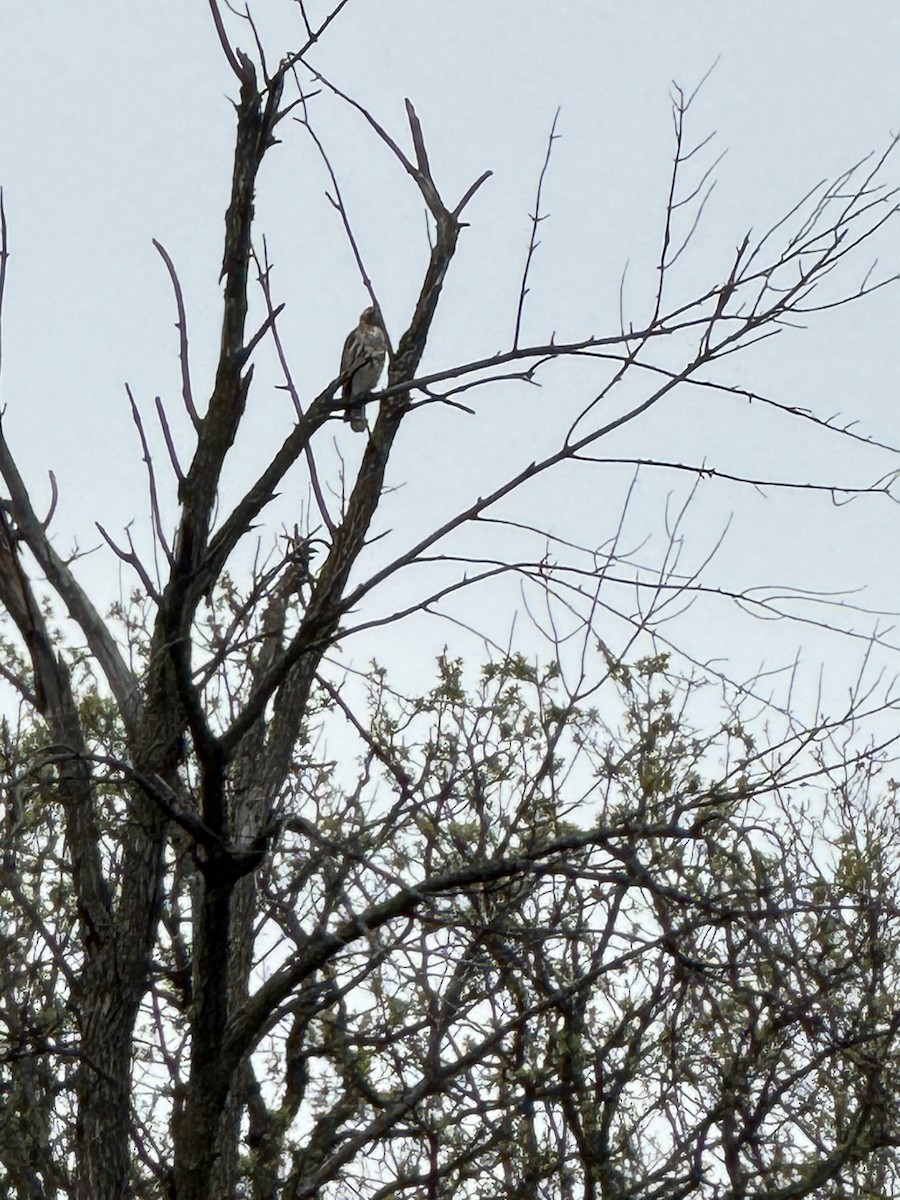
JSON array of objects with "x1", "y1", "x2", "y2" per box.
[{"x1": 0, "y1": 2, "x2": 898, "y2": 709}]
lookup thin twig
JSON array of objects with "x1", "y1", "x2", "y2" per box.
[
  {"x1": 207, "y1": 0, "x2": 245, "y2": 80},
  {"x1": 41, "y1": 470, "x2": 58, "y2": 531},
  {"x1": 514, "y1": 108, "x2": 561, "y2": 349},
  {"x1": 239, "y1": 301, "x2": 285, "y2": 367},
  {"x1": 125, "y1": 385, "x2": 173, "y2": 565},
  {"x1": 295, "y1": 110, "x2": 388, "y2": 336},
  {"x1": 96, "y1": 522, "x2": 160, "y2": 600},
  {"x1": 152, "y1": 240, "x2": 200, "y2": 429},
  {"x1": 154, "y1": 395, "x2": 186, "y2": 486},
  {"x1": 255, "y1": 241, "x2": 336, "y2": 535}
]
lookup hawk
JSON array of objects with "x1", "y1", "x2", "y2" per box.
[{"x1": 340, "y1": 306, "x2": 387, "y2": 433}]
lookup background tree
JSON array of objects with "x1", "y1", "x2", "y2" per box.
[{"x1": 0, "y1": 4, "x2": 898, "y2": 1199}]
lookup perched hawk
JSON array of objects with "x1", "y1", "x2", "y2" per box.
[{"x1": 340, "y1": 306, "x2": 387, "y2": 433}]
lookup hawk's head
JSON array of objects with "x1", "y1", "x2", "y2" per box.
[{"x1": 359, "y1": 305, "x2": 382, "y2": 327}]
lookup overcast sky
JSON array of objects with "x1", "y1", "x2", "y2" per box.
[{"x1": 0, "y1": 2, "x2": 898, "y2": 713}]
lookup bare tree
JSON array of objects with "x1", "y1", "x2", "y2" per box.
[{"x1": 0, "y1": 5, "x2": 898, "y2": 1199}]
